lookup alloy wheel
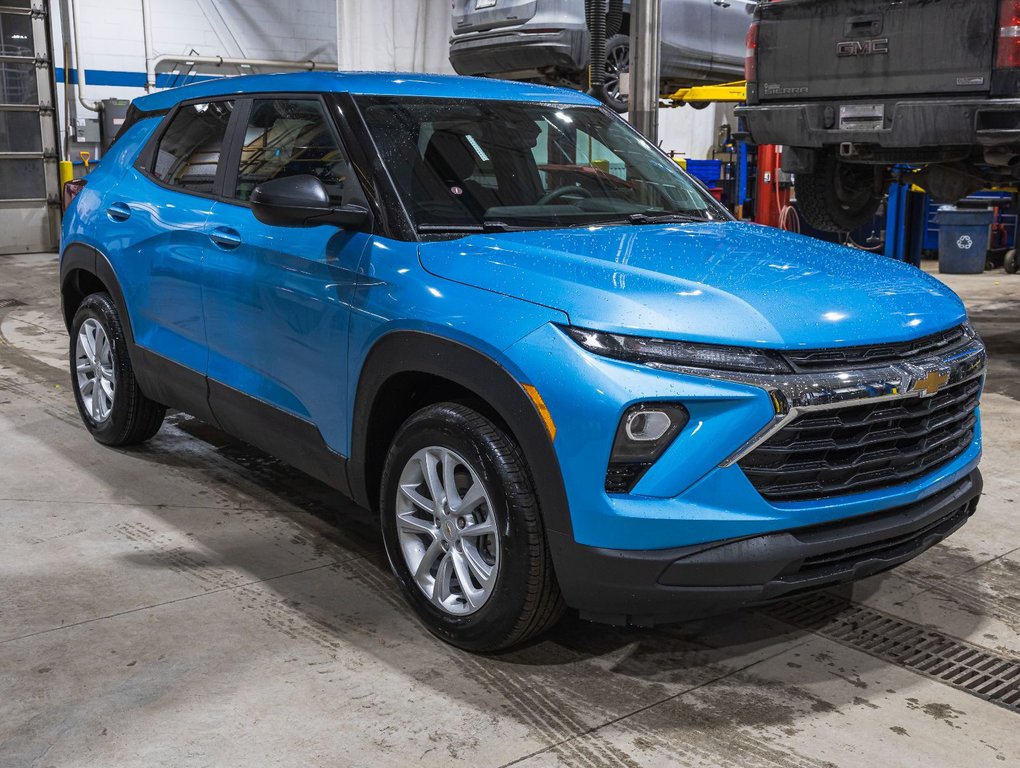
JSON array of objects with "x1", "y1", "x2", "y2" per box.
[
  {"x1": 395, "y1": 446, "x2": 500, "y2": 616},
  {"x1": 604, "y1": 42, "x2": 630, "y2": 107},
  {"x1": 75, "y1": 318, "x2": 115, "y2": 423}
]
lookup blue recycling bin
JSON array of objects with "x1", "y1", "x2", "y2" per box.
[{"x1": 935, "y1": 207, "x2": 994, "y2": 274}]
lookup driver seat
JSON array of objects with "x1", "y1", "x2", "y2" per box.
[{"x1": 420, "y1": 131, "x2": 502, "y2": 217}]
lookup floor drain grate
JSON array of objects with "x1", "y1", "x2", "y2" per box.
[
  {"x1": 0, "y1": 298, "x2": 26, "y2": 309},
  {"x1": 761, "y1": 593, "x2": 1020, "y2": 713}
]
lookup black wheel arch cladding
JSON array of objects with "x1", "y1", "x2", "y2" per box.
[{"x1": 349, "y1": 331, "x2": 572, "y2": 539}]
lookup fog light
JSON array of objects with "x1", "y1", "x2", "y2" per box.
[
  {"x1": 625, "y1": 410, "x2": 673, "y2": 442},
  {"x1": 606, "y1": 403, "x2": 689, "y2": 493}
]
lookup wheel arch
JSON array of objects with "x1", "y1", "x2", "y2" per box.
[
  {"x1": 60, "y1": 242, "x2": 135, "y2": 347},
  {"x1": 348, "y1": 331, "x2": 572, "y2": 538}
]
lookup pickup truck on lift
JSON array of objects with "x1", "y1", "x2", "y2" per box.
[{"x1": 736, "y1": 0, "x2": 1020, "y2": 232}]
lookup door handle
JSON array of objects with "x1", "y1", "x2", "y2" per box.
[
  {"x1": 209, "y1": 226, "x2": 242, "y2": 250},
  {"x1": 713, "y1": 0, "x2": 731, "y2": 6},
  {"x1": 106, "y1": 202, "x2": 132, "y2": 222}
]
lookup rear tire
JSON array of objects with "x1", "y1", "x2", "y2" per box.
[
  {"x1": 70, "y1": 292, "x2": 165, "y2": 446},
  {"x1": 1006, "y1": 249, "x2": 1018, "y2": 274},
  {"x1": 794, "y1": 150, "x2": 884, "y2": 233},
  {"x1": 380, "y1": 402, "x2": 563, "y2": 652}
]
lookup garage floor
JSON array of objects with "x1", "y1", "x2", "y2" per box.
[{"x1": 2, "y1": 253, "x2": 1020, "y2": 768}]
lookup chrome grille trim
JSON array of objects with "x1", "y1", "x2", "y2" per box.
[{"x1": 693, "y1": 334, "x2": 988, "y2": 471}]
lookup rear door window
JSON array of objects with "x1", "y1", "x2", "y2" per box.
[
  {"x1": 152, "y1": 101, "x2": 234, "y2": 195},
  {"x1": 232, "y1": 98, "x2": 348, "y2": 204}
]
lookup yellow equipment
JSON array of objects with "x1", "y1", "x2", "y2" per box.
[{"x1": 665, "y1": 80, "x2": 747, "y2": 107}]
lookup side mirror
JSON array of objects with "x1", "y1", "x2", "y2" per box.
[{"x1": 249, "y1": 174, "x2": 369, "y2": 229}]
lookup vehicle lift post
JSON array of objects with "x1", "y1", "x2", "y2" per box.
[
  {"x1": 884, "y1": 176, "x2": 926, "y2": 266},
  {"x1": 630, "y1": 0, "x2": 663, "y2": 143}
]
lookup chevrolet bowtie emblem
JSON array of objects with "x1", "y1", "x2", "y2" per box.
[{"x1": 911, "y1": 370, "x2": 950, "y2": 397}]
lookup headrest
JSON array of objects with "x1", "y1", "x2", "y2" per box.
[{"x1": 424, "y1": 131, "x2": 477, "y2": 181}]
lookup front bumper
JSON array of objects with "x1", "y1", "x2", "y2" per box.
[
  {"x1": 504, "y1": 322, "x2": 985, "y2": 623},
  {"x1": 449, "y1": 28, "x2": 586, "y2": 77},
  {"x1": 550, "y1": 469, "x2": 982, "y2": 626},
  {"x1": 507, "y1": 323, "x2": 985, "y2": 551},
  {"x1": 736, "y1": 97, "x2": 1020, "y2": 150}
]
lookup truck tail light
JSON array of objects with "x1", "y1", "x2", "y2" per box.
[
  {"x1": 745, "y1": 21, "x2": 759, "y2": 83},
  {"x1": 62, "y1": 178, "x2": 87, "y2": 212},
  {"x1": 997, "y1": 0, "x2": 1020, "y2": 69}
]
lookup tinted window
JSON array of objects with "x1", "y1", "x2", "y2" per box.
[
  {"x1": 153, "y1": 101, "x2": 233, "y2": 194},
  {"x1": 233, "y1": 99, "x2": 347, "y2": 203}
]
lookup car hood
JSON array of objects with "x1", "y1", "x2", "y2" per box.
[{"x1": 419, "y1": 222, "x2": 967, "y2": 348}]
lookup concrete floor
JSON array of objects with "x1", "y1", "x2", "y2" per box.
[{"x1": 2, "y1": 252, "x2": 1020, "y2": 768}]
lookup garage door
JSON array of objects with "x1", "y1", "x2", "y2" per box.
[{"x1": 0, "y1": 0, "x2": 58, "y2": 254}]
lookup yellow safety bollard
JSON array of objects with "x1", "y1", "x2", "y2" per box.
[{"x1": 59, "y1": 159, "x2": 73, "y2": 190}]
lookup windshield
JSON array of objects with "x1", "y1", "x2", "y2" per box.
[{"x1": 355, "y1": 96, "x2": 729, "y2": 234}]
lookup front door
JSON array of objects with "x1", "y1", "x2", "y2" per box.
[{"x1": 203, "y1": 96, "x2": 370, "y2": 458}]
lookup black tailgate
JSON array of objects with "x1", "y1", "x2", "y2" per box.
[{"x1": 757, "y1": 0, "x2": 998, "y2": 101}]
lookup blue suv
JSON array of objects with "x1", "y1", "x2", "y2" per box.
[{"x1": 61, "y1": 73, "x2": 986, "y2": 651}]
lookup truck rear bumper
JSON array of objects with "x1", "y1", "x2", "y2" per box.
[
  {"x1": 550, "y1": 469, "x2": 982, "y2": 627},
  {"x1": 449, "y1": 29, "x2": 586, "y2": 77},
  {"x1": 737, "y1": 97, "x2": 1020, "y2": 150}
]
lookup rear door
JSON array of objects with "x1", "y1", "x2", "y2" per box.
[
  {"x1": 451, "y1": 0, "x2": 539, "y2": 34},
  {"x1": 107, "y1": 99, "x2": 235, "y2": 376},
  {"x1": 756, "y1": 0, "x2": 999, "y2": 100},
  {"x1": 202, "y1": 95, "x2": 371, "y2": 456}
]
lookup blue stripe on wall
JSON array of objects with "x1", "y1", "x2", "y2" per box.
[{"x1": 55, "y1": 67, "x2": 220, "y2": 88}]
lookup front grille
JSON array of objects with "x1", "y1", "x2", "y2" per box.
[
  {"x1": 740, "y1": 377, "x2": 981, "y2": 502},
  {"x1": 783, "y1": 325, "x2": 968, "y2": 371}
]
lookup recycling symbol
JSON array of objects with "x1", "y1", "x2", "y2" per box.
[{"x1": 957, "y1": 235, "x2": 974, "y2": 250}]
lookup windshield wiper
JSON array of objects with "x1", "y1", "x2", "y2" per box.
[
  {"x1": 558, "y1": 213, "x2": 715, "y2": 229},
  {"x1": 627, "y1": 212, "x2": 712, "y2": 225},
  {"x1": 417, "y1": 221, "x2": 531, "y2": 235}
]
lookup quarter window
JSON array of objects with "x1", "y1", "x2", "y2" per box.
[
  {"x1": 152, "y1": 101, "x2": 234, "y2": 194},
  {"x1": 233, "y1": 99, "x2": 347, "y2": 203}
]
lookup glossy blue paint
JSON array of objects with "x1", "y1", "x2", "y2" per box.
[
  {"x1": 346, "y1": 237, "x2": 568, "y2": 459},
  {"x1": 63, "y1": 117, "x2": 214, "y2": 375},
  {"x1": 61, "y1": 74, "x2": 981, "y2": 560},
  {"x1": 503, "y1": 322, "x2": 981, "y2": 549},
  {"x1": 420, "y1": 222, "x2": 967, "y2": 348},
  {"x1": 203, "y1": 200, "x2": 371, "y2": 450}
]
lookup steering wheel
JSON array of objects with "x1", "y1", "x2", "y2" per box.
[{"x1": 536, "y1": 185, "x2": 593, "y2": 206}]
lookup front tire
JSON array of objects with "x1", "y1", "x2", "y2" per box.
[
  {"x1": 794, "y1": 150, "x2": 884, "y2": 233},
  {"x1": 70, "y1": 292, "x2": 166, "y2": 446},
  {"x1": 380, "y1": 403, "x2": 563, "y2": 652}
]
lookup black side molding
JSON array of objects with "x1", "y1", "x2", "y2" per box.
[{"x1": 207, "y1": 379, "x2": 351, "y2": 496}]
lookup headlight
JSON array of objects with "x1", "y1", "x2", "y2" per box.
[{"x1": 563, "y1": 327, "x2": 792, "y2": 374}]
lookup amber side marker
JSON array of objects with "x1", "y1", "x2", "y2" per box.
[{"x1": 522, "y1": 384, "x2": 556, "y2": 441}]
